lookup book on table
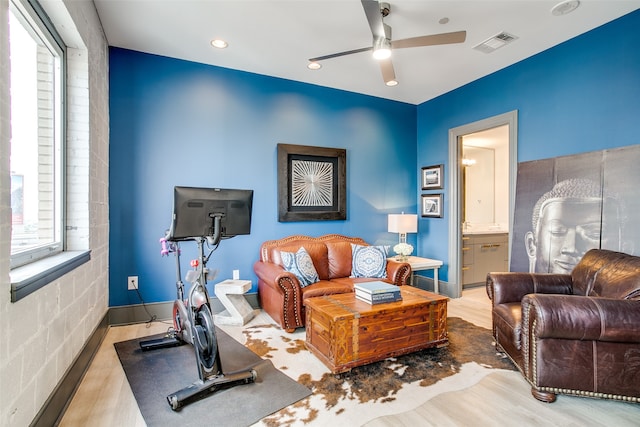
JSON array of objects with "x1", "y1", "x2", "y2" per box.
[
  {"x1": 354, "y1": 281, "x2": 401, "y2": 294},
  {"x1": 354, "y1": 281, "x2": 402, "y2": 304},
  {"x1": 355, "y1": 291, "x2": 402, "y2": 304}
]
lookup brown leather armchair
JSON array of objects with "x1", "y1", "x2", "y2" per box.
[
  {"x1": 486, "y1": 249, "x2": 640, "y2": 403},
  {"x1": 254, "y1": 234, "x2": 412, "y2": 332}
]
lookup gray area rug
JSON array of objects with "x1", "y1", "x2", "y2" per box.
[{"x1": 114, "y1": 327, "x2": 311, "y2": 427}]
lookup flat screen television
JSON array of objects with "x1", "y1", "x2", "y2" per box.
[{"x1": 168, "y1": 186, "x2": 253, "y2": 242}]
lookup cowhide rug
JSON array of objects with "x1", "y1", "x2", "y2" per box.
[{"x1": 241, "y1": 317, "x2": 516, "y2": 426}]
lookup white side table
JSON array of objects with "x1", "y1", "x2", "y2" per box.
[
  {"x1": 390, "y1": 256, "x2": 443, "y2": 293},
  {"x1": 214, "y1": 279, "x2": 255, "y2": 326}
]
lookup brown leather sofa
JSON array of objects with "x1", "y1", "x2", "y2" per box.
[
  {"x1": 254, "y1": 234, "x2": 412, "y2": 332},
  {"x1": 486, "y1": 249, "x2": 640, "y2": 403}
]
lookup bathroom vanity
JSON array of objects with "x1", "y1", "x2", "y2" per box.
[{"x1": 462, "y1": 232, "x2": 508, "y2": 287}]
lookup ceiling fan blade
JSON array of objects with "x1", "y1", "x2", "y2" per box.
[
  {"x1": 379, "y1": 58, "x2": 396, "y2": 85},
  {"x1": 361, "y1": 0, "x2": 385, "y2": 39},
  {"x1": 392, "y1": 31, "x2": 467, "y2": 49},
  {"x1": 309, "y1": 46, "x2": 372, "y2": 62}
]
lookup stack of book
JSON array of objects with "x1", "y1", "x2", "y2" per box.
[{"x1": 354, "y1": 281, "x2": 402, "y2": 305}]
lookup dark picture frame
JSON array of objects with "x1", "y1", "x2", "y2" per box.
[
  {"x1": 421, "y1": 164, "x2": 444, "y2": 190},
  {"x1": 422, "y1": 194, "x2": 443, "y2": 218},
  {"x1": 277, "y1": 143, "x2": 346, "y2": 222}
]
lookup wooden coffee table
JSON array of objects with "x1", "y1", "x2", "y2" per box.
[{"x1": 304, "y1": 286, "x2": 448, "y2": 373}]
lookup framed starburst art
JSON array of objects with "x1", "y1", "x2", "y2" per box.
[{"x1": 277, "y1": 143, "x2": 346, "y2": 222}]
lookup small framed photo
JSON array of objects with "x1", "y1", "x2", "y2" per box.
[
  {"x1": 421, "y1": 164, "x2": 443, "y2": 190},
  {"x1": 422, "y1": 194, "x2": 443, "y2": 218}
]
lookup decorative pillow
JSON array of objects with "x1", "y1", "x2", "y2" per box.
[
  {"x1": 351, "y1": 244, "x2": 389, "y2": 278},
  {"x1": 281, "y1": 247, "x2": 319, "y2": 287}
]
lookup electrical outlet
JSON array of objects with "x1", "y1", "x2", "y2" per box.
[{"x1": 128, "y1": 276, "x2": 138, "y2": 290}]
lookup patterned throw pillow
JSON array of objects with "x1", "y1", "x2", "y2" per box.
[
  {"x1": 351, "y1": 244, "x2": 389, "y2": 278},
  {"x1": 281, "y1": 247, "x2": 319, "y2": 287}
]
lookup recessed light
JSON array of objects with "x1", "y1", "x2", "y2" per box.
[
  {"x1": 439, "y1": 17, "x2": 450, "y2": 25},
  {"x1": 385, "y1": 79, "x2": 398, "y2": 87},
  {"x1": 210, "y1": 39, "x2": 228, "y2": 49},
  {"x1": 307, "y1": 62, "x2": 321, "y2": 70},
  {"x1": 551, "y1": 0, "x2": 580, "y2": 16}
]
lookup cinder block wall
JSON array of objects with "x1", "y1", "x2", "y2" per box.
[{"x1": 0, "y1": 1, "x2": 109, "y2": 425}]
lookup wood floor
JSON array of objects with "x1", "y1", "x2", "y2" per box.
[{"x1": 58, "y1": 287, "x2": 639, "y2": 426}]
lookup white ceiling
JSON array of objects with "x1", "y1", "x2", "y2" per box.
[{"x1": 93, "y1": 0, "x2": 640, "y2": 105}]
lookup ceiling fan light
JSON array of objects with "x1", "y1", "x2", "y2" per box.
[
  {"x1": 372, "y1": 37, "x2": 392, "y2": 60},
  {"x1": 373, "y1": 48, "x2": 391, "y2": 60}
]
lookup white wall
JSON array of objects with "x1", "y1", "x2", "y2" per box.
[
  {"x1": 462, "y1": 124, "x2": 510, "y2": 230},
  {"x1": 0, "y1": 0, "x2": 109, "y2": 425},
  {"x1": 464, "y1": 146, "x2": 495, "y2": 224}
]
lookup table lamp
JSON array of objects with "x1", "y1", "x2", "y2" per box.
[{"x1": 388, "y1": 213, "x2": 418, "y2": 260}]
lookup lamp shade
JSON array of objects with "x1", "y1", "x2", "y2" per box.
[{"x1": 388, "y1": 214, "x2": 418, "y2": 233}]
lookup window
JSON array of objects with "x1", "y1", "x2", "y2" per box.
[{"x1": 9, "y1": 0, "x2": 65, "y2": 268}]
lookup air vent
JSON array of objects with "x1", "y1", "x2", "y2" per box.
[{"x1": 473, "y1": 31, "x2": 519, "y2": 54}]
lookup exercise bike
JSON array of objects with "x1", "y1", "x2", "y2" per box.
[{"x1": 140, "y1": 213, "x2": 257, "y2": 411}]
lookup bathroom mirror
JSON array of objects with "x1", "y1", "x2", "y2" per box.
[{"x1": 463, "y1": 145, "x2": 495, "y2": 225}]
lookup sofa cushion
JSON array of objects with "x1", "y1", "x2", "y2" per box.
[
  {"x1": 326, "y1": 241, "x2": 354, "y2": 279},
  {"x1": 281, "y1": 247, "x2": 319, "y2": 287},
  {"x1": 331, "y1": 277, "x2": 392, "y2": 286},
  {"x1": 301, "y1": 280, "x2": 354, "y2": 299},
  {"x1": 351, "y1": 244, "x2": 388, "y2": 278},
  {"x1": 273, "y1": 242, "x2": 330, "y2": 280}
]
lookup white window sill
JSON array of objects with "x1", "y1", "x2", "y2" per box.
[{"x1": 10, "y1": 250, "x2": 91, "y2": 302}]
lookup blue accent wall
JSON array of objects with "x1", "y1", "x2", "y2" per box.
[
  {"x1": 416, "y1": 10, "x2": 640, "y2": 280},
  {"x1": 110, "y1": 10, "x2": 640, "y2": 305},
  {"x1": 109, "y1": 49, "x2": 417, "y2": 306}
]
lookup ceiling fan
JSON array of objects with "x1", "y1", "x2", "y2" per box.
[{"x1": 308, "y1": 0, "x2": 466, "y2": 86}]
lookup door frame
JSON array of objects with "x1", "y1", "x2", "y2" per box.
[{"x1": 447, "y1": 111, "x2": 518, "y2": 298}]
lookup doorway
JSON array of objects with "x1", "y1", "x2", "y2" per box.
[{"x1": 447, "y1": 111, "x2": 518, "y2": 298}]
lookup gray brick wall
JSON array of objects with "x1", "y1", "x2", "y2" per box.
[{"x1": 0, "y1": 0, "x2": 109, "y2": 425}]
